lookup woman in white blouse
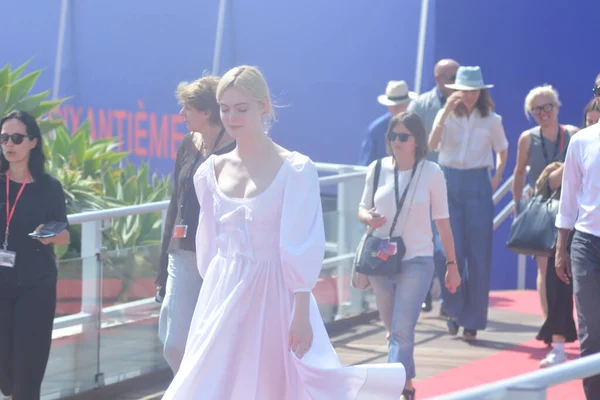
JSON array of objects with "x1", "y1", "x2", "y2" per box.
[
  {"x1": 358, "y1": 111, "x2": 461, "y2": 400},
  {"x1": 428, "y1": 66, "x2": 509, "y2": 341}
]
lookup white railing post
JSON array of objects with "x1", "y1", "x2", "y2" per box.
[
  {"x1": 335, "y1": 167, "x2": 365, "y2": 319},
  {"x1": 74, "y1": 219, "x2": 103, "y2": 387},
  {"x1": 80, "y1": 220, "x2": 103, "y2": 315},
  {"x1": 517, "y1": 254, "x2": 527, "y2": 290},
  {"x1": 161, "y1": 209, "x2": 168, "y2": 241}
]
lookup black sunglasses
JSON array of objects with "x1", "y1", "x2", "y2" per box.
[
  {"x1": 530, "y1": 103, "x2": 555, "y2": 115},
  {"x1": 0, "y1": 133, "x2": 32, "y2": 145},
  {"x1": 387, "y1": 132, "x2": 412, "y2": 142},
  {"x1": 594, "y1": 86, "x2": 600, "y2": 97}
]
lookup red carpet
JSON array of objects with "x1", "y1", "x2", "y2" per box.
[{"x1": 416, "y1": 290, "x2": 586, "y2": 400}]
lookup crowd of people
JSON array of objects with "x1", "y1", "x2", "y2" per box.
[
  {"x1": 358, "y1": 61, "x2": 600, "y2": 399},
  {"x1": 0, "y1": 59, "x2": 597, "y2": 399},
  {"x1": 150, "y1": 61, "x2": 600, "y2": 399}
]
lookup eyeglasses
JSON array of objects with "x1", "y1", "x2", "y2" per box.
[
  {"x1": 387, "y1": 132, "x2": 412, "y2": 142},
  {"x1": 530, "y1": 103, "x2": 555, "y2": 115},
  {"x1": 594, "y1": 86, "x2": 600, "y2": 97},
  {"x1": 0, "y1": 133, "x2": 32, "y2": 145}
]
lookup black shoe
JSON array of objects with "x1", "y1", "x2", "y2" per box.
[
  {"x1": 421, "y1": 292, "x2": 432, "y2": 312},
  {"x1": 400, "y1": 388, "x2": 416, "y2": 400},
  {"x1": 447, "y1": 318, "x2": 459, "y2": 336},
  {"x1": 463, "y1": 329, "x2": 477, "y2": 342}
]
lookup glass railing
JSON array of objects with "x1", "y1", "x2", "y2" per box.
[{"x1": 40, "y1": 162, "x2": 375, "y2": 398}]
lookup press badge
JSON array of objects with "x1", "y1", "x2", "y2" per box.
[
  {"x1": 173, "y1": 225, "x2": 188, "y2": 239},
  {"x1": 0, "y1": 250, "x2": 16, "y2": 268},
  {"x1": 376, "y1": 240, "x2": 398, "y2": 261}
]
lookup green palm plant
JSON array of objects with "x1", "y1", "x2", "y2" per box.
[
  {"x1": 0, "y1": 60, "x2": 65, "y2": 134},
  {"x1": 101, "y1": 160, "x2": 172, "y2": 302}
]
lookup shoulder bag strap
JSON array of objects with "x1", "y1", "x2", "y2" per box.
[{"x1": 371, "y1": 159, "x2": 382, "y2": 208}]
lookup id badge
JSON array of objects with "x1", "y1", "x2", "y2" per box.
[
  {"x1": 173, "y1": 225, "x2": 188, "y2": 239},
  {"x1": 0, "y1": 250, "x2": 16, "y2": 268}
]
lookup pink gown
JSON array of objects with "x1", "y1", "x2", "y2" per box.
[{"x1": 162, "y1": 152, "x2": 405, "y2": 399}]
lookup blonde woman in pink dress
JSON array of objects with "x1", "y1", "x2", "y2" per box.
[{"x1": 162, "y1": 65, "x2": 406, "y2": 399}]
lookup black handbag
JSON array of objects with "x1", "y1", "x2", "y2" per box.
[
  {"x1": 506, "y1": 189, "x2": 560, "y2": 257},
  {"x1": 355, "y1": 160, "x2": 420, "y2": 277}
]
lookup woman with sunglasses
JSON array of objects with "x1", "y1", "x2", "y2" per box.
[
  {"x1": 358, "y1": 111, "x2": 461, "y2": 400},
  {"x1": 429, "y1": 66, "x2": 508, "y2": 342},
  {"x1": 0, "y1": 110, "x2": 70, "y2": 399},
  {"x1": 155, "y1": 75, "x2": 235, "y2": 374},
  {"x1": 512, "y1": 85, "x2": 578, "y2": 330}
]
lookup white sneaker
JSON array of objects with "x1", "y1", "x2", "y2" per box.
[{"x1": 540, "y1": 348, "x2": 566, "y2": 368}]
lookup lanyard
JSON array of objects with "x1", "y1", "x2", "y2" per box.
[
  {"x1": 539, "y1": 126, "x2": 563, "y2": 165},
  {"x1": 4, "y1": 172, "x2": 30, "y2": 250},
  {"x1": 388, "y1": 161, "x2": 419, "y2": 238}
]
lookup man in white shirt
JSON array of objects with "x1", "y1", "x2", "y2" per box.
[{"x1": 556, "y1": 123, "x2": 600, "y2": 399}]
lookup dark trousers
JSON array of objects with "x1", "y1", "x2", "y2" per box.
[
  {"x1": 570, "y1": 230, "x2": 600, "y2": 399},
  {"x1": 441, "y1": 167, "x2": 494, "y2": 330},
  {"x1": 0, "y1": 282, "x2": 56, "y2": 400}
]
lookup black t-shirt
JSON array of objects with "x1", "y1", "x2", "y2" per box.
[
  {"x1": 155, "y1": 133, "x2": 236, "y2": 286},
  {"x1": 0, "y1": 173, "x2": 69, "y2": 286}
]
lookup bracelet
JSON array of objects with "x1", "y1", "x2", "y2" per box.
[{"x1": 446, "y1": 260, "x2": 457, "y2": 266}]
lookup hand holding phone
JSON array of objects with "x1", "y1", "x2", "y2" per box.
[
  {"x1": 366, "y1": 208, "x2": 386, "y2": 229},
  {"x1": 28, "y1": 221, "x2": 68, "y2": 239}
]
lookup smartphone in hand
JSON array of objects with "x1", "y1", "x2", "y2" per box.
[{"x1": 28, "y1": 221, "x2": 68, "y2": 239}]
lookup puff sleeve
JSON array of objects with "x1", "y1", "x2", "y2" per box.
[
  {"x1": 194, "y1": 158, "x2": 218, "y2": 279},
  {"x1": 280, "y1": 154, "x2": 326, "y2": 293}
]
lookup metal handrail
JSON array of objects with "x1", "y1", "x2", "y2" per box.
[
  {"x1": 430, "y1": 352, "x2": 600, "y2": 399},
  {"x1": 67, "y1": 169, "x2": 367, "y2": 225},
  {"x1": 493, "y1": 184, "x2": 531, "y2": 230},
  {"x1": 53, "y1": 164, "x2": 365, "y2": 331}
]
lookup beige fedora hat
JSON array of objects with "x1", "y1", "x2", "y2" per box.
[{"x1": 377, "y1": 80, "x2": 418, "y2": 106}]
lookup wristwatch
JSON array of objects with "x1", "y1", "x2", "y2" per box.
[{"x1": 446, "y1": 260, "x2": 457, "y2": 266}]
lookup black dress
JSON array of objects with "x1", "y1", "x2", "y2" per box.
[{"x1": 536, "y1": 231, "x2": 577, "y2": 345}]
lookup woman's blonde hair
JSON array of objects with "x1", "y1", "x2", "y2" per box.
[
  {"x1": 216, "y1": 65, "x2": 276, "y2": 127},
  {"x1": 175, "y1": 75, "x2": 221, "y2": 126},
  {"x1": 524, "y1": 84, "x2": 561, "y2": 117}
]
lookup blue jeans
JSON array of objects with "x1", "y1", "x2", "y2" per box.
[
  {"x1": 441, "y1": 167, "x2": 493, "y2": 330},
  {"x1": 158, "y1": 250, "x2": 202, "y2": 373},
  {"x1": 369, "y1": 256, "x2": 434, "y2": 379}
]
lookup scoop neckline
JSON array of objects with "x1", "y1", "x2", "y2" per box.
[{"x1": 211, "y1": 152, "x2": 296, "y2": 202}]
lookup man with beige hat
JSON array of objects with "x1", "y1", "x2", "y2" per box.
[{"x1": 358, "y1": 80, "x2": 417, "y2": 165}]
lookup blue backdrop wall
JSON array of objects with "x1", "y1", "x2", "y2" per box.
[{"x1": 3, "y1": 0, "x2": 598, "y2": 290}]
